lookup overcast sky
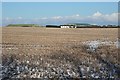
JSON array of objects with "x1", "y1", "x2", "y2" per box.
[{"x1": 2, "y1": 2, "x2": 118, "y2": 26}]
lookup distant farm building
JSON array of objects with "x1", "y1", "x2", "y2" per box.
[
  {"x1": 46, "y1": 23, "x2": 93, "y2": 28},
  {"x1": 60, "y1": 25, "x2": 75, "y2": 28},
  {"x1": 60, "y1": 23, "x2": 93, "y2": 28}
]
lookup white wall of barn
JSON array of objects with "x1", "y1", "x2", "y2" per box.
[
  {"x1": 60, "y1": 25, "x2": 76, "y2": 28},
  {"x1": 61, "y1": 26, "x2": 70, "y2": 28}
]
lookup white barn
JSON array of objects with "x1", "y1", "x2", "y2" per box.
[{"x1": 60, "y1": 25, "x2": 76, "y2": 28}]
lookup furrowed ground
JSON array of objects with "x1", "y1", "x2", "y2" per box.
[{"x1": 1, "y1": 27, "x2": 120, "y2": 79}]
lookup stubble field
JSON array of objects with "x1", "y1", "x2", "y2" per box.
[{"x1": 1, "y1": 27, "x2": 120, "y2": 79}]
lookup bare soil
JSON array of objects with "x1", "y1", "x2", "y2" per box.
[{"x1": 1, "y1": 27, "x2": 119, "y2": 79}]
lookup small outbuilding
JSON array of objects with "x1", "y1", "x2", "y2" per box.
[
  {"x1": 60, "y1": 25, "x2": 76, "y2": 28},
  {"x1": 60, "y1": 23, "x2": 93, "y2": 28}
]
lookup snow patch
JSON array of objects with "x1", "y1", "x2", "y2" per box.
[{"x1": 82, "y1": 40, "x2": 120, "y2": 51}]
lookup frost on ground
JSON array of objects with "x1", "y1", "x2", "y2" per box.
[
  {"x1": 82, "y1": 39, "x2": 120, "y2": 51},
  {"x1": 1, "y1": 39, "x2": 120, "y2": 79}
]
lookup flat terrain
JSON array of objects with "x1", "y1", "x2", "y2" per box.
[
  {"x1": 1, "y1": 27, "x2": 119, "y2": 79},
  {"x1": 2, "y1": 27, "x2": 118, "y2": 44}
]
